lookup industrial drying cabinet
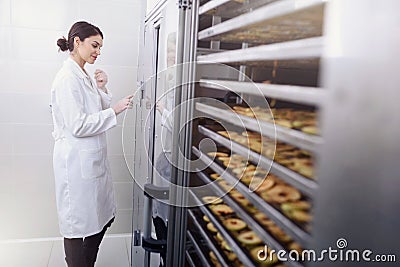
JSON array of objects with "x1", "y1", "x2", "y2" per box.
[{"x1": 131, "y1": 1, "x2": 400, "y2": 266}]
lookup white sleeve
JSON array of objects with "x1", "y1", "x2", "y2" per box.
[
  {"x1": 97, "y1": 87, "x2": 113, "y2": 109},
  {"x1": 56, "y1": 76, "x2": 117, "y2": 137}
]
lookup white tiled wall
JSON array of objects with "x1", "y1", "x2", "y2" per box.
[
  {"x1": 0, "y1": 0, "x2": 11, "y2": 26},
  {"x1": 0, "y1": 0, "x2": 144, "y2": 240},
  {"x1": 0, "y1": 27, "x2": 12, "y2": 61},
  {"x1": 11, "y1": 0, "x2": 79, "y2": 30},
  {"x1": 146, "y1": 0, "x2": 161, "y2": 15}
]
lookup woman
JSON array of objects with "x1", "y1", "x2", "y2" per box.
[{"x1": 51, "y1": 21, "x2": 133, "y2": 267}]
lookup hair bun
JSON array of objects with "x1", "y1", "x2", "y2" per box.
[{"x1": 57, "y1": 36, "x2": 69, "y2": 52}]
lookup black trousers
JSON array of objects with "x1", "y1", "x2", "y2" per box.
[{"x1": 63, "y1": 217, "x2": 114, "y2": 267}]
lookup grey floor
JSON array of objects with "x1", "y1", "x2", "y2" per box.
[{"x1": 0, "y1": 234, "x2": 160, "y2": 267}]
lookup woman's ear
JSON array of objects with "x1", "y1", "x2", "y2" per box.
[{"x1": 74, "y1": 36, "x2": 80, "y2": 48}]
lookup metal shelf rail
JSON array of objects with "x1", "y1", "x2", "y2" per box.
[
  {"x1": 197, "y1": 36, "x2": 323, "y2": 65},
  {"x1": 188, "y1": 209, "x2": 232, "y2": 267},
  {"x1": 186, "y1": 231, "x2": 212, "y2": 267},
  {"x1": 197, "y1": 47, "x2": 227, "y2": 56},
  {"x1": 199, "y1": 0, "x2": 278, "y2": 18},
  {"x1": 196, "y1": 171, "x2": 304, "y2": 267},
  {"x1": 199, "y1": 0, "x2": 230, "y2": 15},
  {"x1": 192, "y1": 146, "x2": 312, "y2": 246},
  {"x1": 199, "y1": 0, "x2": 325, "y2": 44},
  {"x1": 185, "y1": 250, "x2": 197, "y2": 267},
  {"x1": 199, "y1": 79, "x2": 325, "y2": 106},
  {"x1": 196, "y1": 103, "x2": 323, "y2": 153},
  {"x1": 190, "y1": 189, "x2": 257, "y2": 267}
]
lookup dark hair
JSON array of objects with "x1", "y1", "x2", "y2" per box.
[{"x1": 57, "y1": 21, "x2": 103, "y2": 52}]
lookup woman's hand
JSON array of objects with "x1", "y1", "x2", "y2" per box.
[
  {"x1": 113, "y1": 95, "x2": 134, "y2": 115},
  {"x1": 94, "y1": 69, "x2": 108, "y2": 91}
]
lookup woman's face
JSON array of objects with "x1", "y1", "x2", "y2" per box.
[{"x1": 75, "y1": 34, "x2": 103, "y2": 64}]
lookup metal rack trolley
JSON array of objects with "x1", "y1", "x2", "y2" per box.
[{"x1": 133, "y1": 0, "x2": 400, "y2": 266}]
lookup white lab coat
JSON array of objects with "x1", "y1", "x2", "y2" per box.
[{"x1": 51, "y1": 57, "x2": 117, "y2": 238}]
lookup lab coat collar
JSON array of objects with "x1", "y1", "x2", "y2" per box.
[
  {"x1": 65, "y1": 57, "x2": 96, "y2": 91},
  {"x1": 65, "y1": 57, "x2": 90, "y2": 80}
]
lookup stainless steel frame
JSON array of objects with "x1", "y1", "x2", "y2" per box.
[
  {"x1": 196, "y1": 102, "x2": 323, "y2": 152},
  {"x1": 133, "y1": 1, "x2": 183, "y2": 266},
  {"x1": 197, "y1": 37, "x2": 323, "y2": 64},
  {"x1": 199, "y1": 79, "x2": 325, "y2": 106},
  {"x1": 166, "y1": 0, "x2": 198, "y2": 266}
]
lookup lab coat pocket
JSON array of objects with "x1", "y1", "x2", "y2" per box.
[{"x1": 79, "y1": 148, "x2": 106, "y2": 179}]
